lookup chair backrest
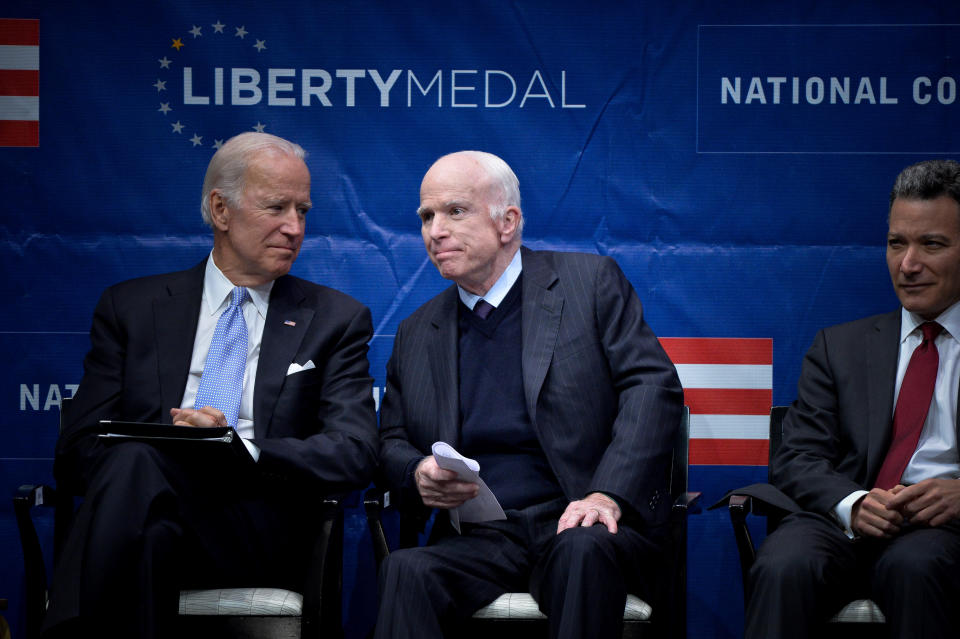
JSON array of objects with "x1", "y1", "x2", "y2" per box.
[
  {"x1": 767, "y1": 405, "x2": 790, "y2": 480},
  {"x1": 670, "y1": 405, "x2": 691, "y2": 499}
]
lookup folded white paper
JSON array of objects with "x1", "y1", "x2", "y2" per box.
[{"x1": 432, "y1": 441, "x2": 506, "y2": 533}]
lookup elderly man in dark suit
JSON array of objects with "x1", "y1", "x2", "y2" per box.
[
  {"x1": 745, "y1": 159, "x2": 960, "y2": 638},
  {"x1": 44, "y1": 132, "x2": 379, "y2": 638},
  {"x1": 374, "y1": 151, "x2": 683, "y2": 639}
]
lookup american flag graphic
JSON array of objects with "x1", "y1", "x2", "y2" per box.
[
  {"x1": 0, "y1": 18, "x2": 39, "y2": 147},
  {"x1": 661, "y1": 338, "x2": 772, "y2": 465}
]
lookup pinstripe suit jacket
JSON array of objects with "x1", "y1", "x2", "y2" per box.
[{"x1": 379, "y1": 247, "x2": 683, "y2": 527}]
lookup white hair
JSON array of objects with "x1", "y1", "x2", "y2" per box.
[
  {"x1": 200, "y1": 132, "x2": 306, "y2": 227},
  {"x1": 441, "y1": 150, "x2": 524, "y2": 234}
]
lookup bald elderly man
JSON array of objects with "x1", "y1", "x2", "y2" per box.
[{"x1": 375, "y1": 151, "x2": 682, "y2": 639}]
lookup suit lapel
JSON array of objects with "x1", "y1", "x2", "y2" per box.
[
  {"x1": 519, "y1": 248, "x2": 562, "y2": 423},
  {"x1": 154, "y1": 261, "x2": 205, "y2": 422},
  {"x1": 428, "y1": 287, "x2": 461, "y2": 446},
  {"x1": 865, "y1": 310, "x2": 901, "y2": 477},
  {"x1": 254, "y1": 275, "x2": 313, "y2": 438}
]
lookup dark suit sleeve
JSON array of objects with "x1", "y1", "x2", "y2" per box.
[
  {"x1": 584, "y1": 257, "x2": 683, "y2": 516},
  {"x1": 55, "y1": 284, "x2": 165, "y2": 490},
  {"x1": 254, "y1": 303, "x2": 379, "y2": 492},
  {"x1": 772, "y1": 329, "x2": 871, "y2": 515},
  {"x1": 378, "y1": 319, "x2": 429, "y2": 495}
]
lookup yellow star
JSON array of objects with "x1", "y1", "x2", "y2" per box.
[{"x1": 171, "y1": 37, "x2": 184, "y2": 50}]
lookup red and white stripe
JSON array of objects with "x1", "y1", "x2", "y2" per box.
[
  {"x1": 0, "y1": 18, "x2": 39, "y2": 147},
  {"x1": 660, "y1": 337, "x2": 772, "y2": 465}
]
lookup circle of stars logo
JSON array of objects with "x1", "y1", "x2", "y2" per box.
[{"x1": 152, "y1": 20, "x2": 271, "y2": 150}]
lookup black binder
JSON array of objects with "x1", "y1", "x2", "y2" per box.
[{"x1": 97, "y1": 420, "x2": 255, "y2": 467}]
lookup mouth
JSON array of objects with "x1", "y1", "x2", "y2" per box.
[{"x1": 432, "y1": 248, "x2": 460, "y2": 260}]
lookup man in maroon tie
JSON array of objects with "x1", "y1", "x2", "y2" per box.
[{"x1": 745, "y1": 159, "x2": 960, "y2": 639}]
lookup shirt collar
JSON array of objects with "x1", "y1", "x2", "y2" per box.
[
  {"x1": 900, "y1": 299, "x2": 960, "y2": 344},
  {"x1": 203, "y1": 252, "x2": 273, "y2": 319},
  {"x1": 457, "y1": 248, "x2": 523, "y2": 311}
]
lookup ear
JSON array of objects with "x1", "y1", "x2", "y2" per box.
[
  {"x1": 209, "y1": 190, "x2": 230, "y2": 231},
  {"x1": 498, "y1": 206, "x2": 522, "y2": 244}
]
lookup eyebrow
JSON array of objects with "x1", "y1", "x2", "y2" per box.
[{"x1": 887, "y1": 232, "x2": 951, "y2": 241}]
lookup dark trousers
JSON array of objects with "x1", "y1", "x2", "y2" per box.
[
  {"x1": 42, "y1": 442, "x2": 317, "y2": 639},
  {"x1": 745, "y1": 511, "x2": 960, "y2": 639},
  {"x1": 374, "y1": 497, "x2": 663, "y2": 639}
]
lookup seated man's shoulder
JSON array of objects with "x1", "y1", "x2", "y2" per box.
[
  {"x1": 399, "y1": 284, "x2": 457, "y2": 327},
  {"x1": 280, "y1": 273, "x2": 368, "y2": 315},
  {"x1": 100, "y1": 263, "x2": 204, "y2": 304},
  {"x1": 528, "y1": 248, "x2": 620, "y2": 275},
  {"x1": 819, "y1": 309, "x2": 899, "y2": 341}
]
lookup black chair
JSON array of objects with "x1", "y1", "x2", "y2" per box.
[
  {"x1": 14, "y1": 401, "x2": 345, "y2": 639},
  {"x1": 365, "y1": 406, "x2": 700, "y2": 639},
  {"x1": 726, "y1": 406, "x2": 885, "y2": 632}
]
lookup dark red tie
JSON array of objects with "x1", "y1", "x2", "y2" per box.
[
  {"x1": 874, "y1": 321, "x2": 943, "y2": 489},
  {"x1": 473, "y1": 299, "x2": 494, "y2": 319}
]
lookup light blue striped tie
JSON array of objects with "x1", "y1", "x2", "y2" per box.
[{"x1": 194, "y1": 286, "x2": 249, "y2": 427}]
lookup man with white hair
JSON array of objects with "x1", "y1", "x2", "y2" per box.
[
  {"x1": 375, "y1": 151, "x2": 682, "y2": 638},
  {"x1": 44, "y1": 132, "x2": 378, "y2": 638}
]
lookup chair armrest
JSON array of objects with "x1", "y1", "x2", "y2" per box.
[
  {"x1": 728, "y1": 494, "x2": 757, "y2": 588},
  {"x1": 300, "y1": 498, "x2": 343, "y2": 639},
  {"x1": 363, "y1": 488, "x2": 391, "y2": 570},
  {"x1": 14, "y1": 484, "x2": 56, "y2": 639},
  {"x1": 673, "y1": 491, "x2": 702, "y2": 516}
]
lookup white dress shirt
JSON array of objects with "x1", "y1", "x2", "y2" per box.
[
  {"x1": 179, "y1": 254, "x2": 273, "y2": 459},
  {"x1": 833, "y1": 301, "x2": 960, "y2": 533}
]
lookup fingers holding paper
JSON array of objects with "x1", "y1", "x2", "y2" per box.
[{"x1": 415, "y1": 456, "x2": 480, "y2": 508}]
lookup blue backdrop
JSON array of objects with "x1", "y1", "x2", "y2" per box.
[{"x1": 3, "y1": 1, "x2": 959, "y2": 637}]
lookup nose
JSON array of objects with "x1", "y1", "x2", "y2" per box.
[
  {"x1": 279, "y1": 206, "x2": 305, "y2": 238},
  {"x1": 428, "y1": 213, "x2": 449, "y2": 240},
  {"x1": 900, "y1": 246, "x2": 923, "y2": 275}
]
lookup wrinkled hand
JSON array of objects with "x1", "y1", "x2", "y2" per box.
[
  {"x1": 557, "y1": 492, "x2": 621, "y2": 534},
  {"x1": 414, "y1": 456, "x2": 479, "y2": 509},
  {"x1": 851, "y1": 488, "x2": 904, "y2": 538},
  {"x1": 169, "y1": 406, "x2": 228, "y2": 428},
  {"x1": 886, "y1": 478, "x2": 960, "y2": 527}
]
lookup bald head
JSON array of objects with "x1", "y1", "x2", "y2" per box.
[
  {"x1": 417, "y1": 151, "x2": 523, "y2": 295},
  {"x1": 421, "y1": 151, "x2": 523, "y2": 235}
]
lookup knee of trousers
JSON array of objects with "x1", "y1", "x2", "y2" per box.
[
  {"x1": 90, "y1": 442, "x2": 170, "y2": 485},
  {"x1": 873, "y1": 539, "x2": 952, "y2": 588},
  {"x1": 84, "y1": 443, "x2": 182, "y2": 533},
  {"x1": 549, "y1": 526, "x2": 620, "y2": 570},
  {"x1": 378, "y1": 547, "x2": 437, "y2": 590},
  {"x1": 749, "y1": 542, "x2": 832, "y2": 592}
]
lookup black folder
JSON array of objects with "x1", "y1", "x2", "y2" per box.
[{"x1": 97, "y1": 420, "x2": 255, "y2": 467}]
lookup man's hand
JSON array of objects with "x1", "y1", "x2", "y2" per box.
[
  {"x1": 557, "y1": 492, "x2": 622, "y2": 534},
  {"x1": 851, "y1": 488, "x2": 904, "y2": 538},
  {"x1": 414, "y1": 456, "x2": 479, "y2": 509},
  {"x1": 170, "y1": 406, "x2": 228, "y2": 428},
  {"x1": 886, "y1": 478, "x2": 960, "y2": 527}
]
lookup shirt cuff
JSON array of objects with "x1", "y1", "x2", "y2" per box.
[
  {"x1": 833, "y1": 490, "x2": 868, "y2": 538},
  {"x1": 241, "y1": 437, "x2": 261, "y2": 462}
]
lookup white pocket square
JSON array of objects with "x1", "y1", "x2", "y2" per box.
[{"x1": 286, "y1": 360, "x2": 316, "y2": 376}]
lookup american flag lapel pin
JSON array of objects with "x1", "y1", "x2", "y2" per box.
[{"x1": 284, "y1": 320, "x2": 297, "y2": 327}]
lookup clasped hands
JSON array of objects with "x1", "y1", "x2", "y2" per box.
[
  {"x1": 169, "y1": 405, "x2": 228, "y2": 427},
  {"x1": 414, "y1": 456, "x2": 621, "y2": 534},
  {"x1": 852, "y1": 478, "x2": 960, "y2": 538}
]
